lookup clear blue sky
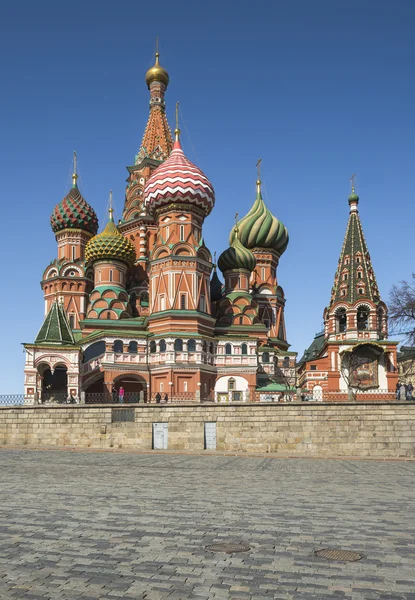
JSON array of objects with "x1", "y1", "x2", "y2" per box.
[{"x1": 1, "y1": 1, "x2": 414, "y2": 393}]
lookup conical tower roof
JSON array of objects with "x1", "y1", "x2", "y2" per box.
[
  {"x1": 35, "y1": 301, "x2": 75, "y2": 345},
  {"x1": 330, "y1": 187, "x2": 381, "y2": 306},
  {"x1": 210, "y1": 264, "x2": 223, "y2": 301}
]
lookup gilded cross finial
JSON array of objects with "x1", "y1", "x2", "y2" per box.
[
  {"x1": 350, "y1": 173, "x2": 356, "y2": 193},
  {"x1": 174, "y1": 101, "x2": 180, "y2": 141},
  {"x1": 256, "y1": 158, "x2": 262, "y2": 180},
  {"x1": 72, "y1": 150, "x2": 78, "y2": 187},
  {"x1": 109, "y1": 190, "x2": 114, "y2": 222},
  {"x1": 256, "y1": 158, "x2": 262, "y2": 193},
  {"x1": 234, "y1": 212, "x2": 239, "y2": 237}
]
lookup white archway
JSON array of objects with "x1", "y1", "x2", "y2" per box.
[{"x1": 214, "y1": 375, "x2": 249, "y2": 403}]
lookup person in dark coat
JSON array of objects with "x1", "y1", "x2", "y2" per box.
[
  {"x1": 155, "y1": 392, "x2": 161, "y2": 403},
  {"x1": 163, "y1": 393, "x2": 169, "y2": 403}
]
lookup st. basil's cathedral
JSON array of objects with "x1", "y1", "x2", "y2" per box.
[{"x1": 23, "y1": 51, "x2": 398, "y2": 403}]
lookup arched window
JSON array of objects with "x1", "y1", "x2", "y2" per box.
[
  {"x1": 336, "y1": 307, "x2": 347, "y2": 333},
  {"x1": 209, "y1": 342, "x2": 214, "y2": 354},
  {"x1": 69, "y1": 314, "x2": 75, "y2": 329},
  {"x1": 106, "y1": 311, "x2": 111, "y2": 319},
  {"x1": 357, "y1": 271, "x2": 363, "y2": 279},
  {"x1": 241, "y1": 343, "x2": 248, "y2": 355},
  {"x1": 72, "y1": 245, "x2": 76, "y2": 261},
  {"x1": 357, "y1": 307, "x2": 369, "y2": 330},
  {"x1": 228, "y1": 378, "x2": 235, "y2": 390},
  {"x1": 109, "y1": 270, "x2": 113, "y2": 282},
  {"x1": 180, "y1": 225, "x2": 185, "y2": 241},
  {"x1": 174, "y1": 339, "x2": 183, "y2": 352},
  {"x1": 149, "y1": 341, "x2": 157, "y2": 354},
  {"x1": 183, "y1": 381, "x2": 188, "y2": 392},
  {"x1": 239, "y1": 316, "x2": 243, "y2": 324},
  {"x1": 187, "y1": 339, "x2": 196, "y2": 352},
  {"x1": 128, "y1": 341, "x2": 138, "y2": 354},
  {"x1": 262, "y1": 352, "x2": 270, "y2": 363},
  {"x1": 343, "y1": 273, "x2": 348, "y2": 281},
  {"x1": 225, "y1": 343, "x2": 232, "y2": 355},
  {"x1": 113, "y1": 340, "x2": 123, "y2": 353},
  {"x1": 283, "y1": 356, "x2": 290, "y2": 368},
  {"x1": 159, "y1": 339, "x2": 166, "y2": 352},
  {"x1": 377, "y1": 307, "x2": 384, "y2": 332}
]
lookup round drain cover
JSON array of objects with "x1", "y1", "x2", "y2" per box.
[
  {"x1": 315, "y1": 549, "x2": 362, "y2": 562},
  {"x1": 205, "y1": 543, "x2": 250, "y2": 554}
]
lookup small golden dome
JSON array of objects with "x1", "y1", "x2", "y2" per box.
[{"x1": 145, "y1": 52, "x2": 169, "y2": 89}]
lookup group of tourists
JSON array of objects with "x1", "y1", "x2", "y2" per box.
[{"x1": 396, "y1": 381, "x2": 414, "y2": 401}]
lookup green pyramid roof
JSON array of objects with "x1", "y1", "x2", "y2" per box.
[
  {"x1": 35, "y1": 301, "x2": 75, "y2": 345},
  {"x1": 330, "y1": 191, "x2": 381, "y2": 306}
]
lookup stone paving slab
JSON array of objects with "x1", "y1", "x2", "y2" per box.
[{"x1": 0, "y1": 449, "x2": 414, "y2": 599}]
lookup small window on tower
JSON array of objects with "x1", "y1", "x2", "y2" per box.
[
  {"x1": 261, "y1": 267, "x2": 266, "y2": 281},
  {"x1": 180, "y1": 294, "x2": 186, "y2": 310},
  {"x1": 165, "y1": 226, "x2": 169, "y2": 240},
  {"x1": 180, "y1": 225, "x2": 185, "y2": 242},
  {"x1": 200, "y1": 295, "x2": 206, "y2": 313},
  {"x1": 69, "y1": 315, "x2": 75, "y2": 329},
  {"x1": 98, "y1": 271, "x2": 102, "y2": 282},
  {"x1": 106, "y1": 311, "x2": 111, "y2": 319},
  {"x1": 343, "y1": 273, "x2": 348, "y2": 281},
  {"x1": 239, "y1": 316, "x2": 243, "y2": 324},
  {"x1": 109, "y1": 270, "x2": 113, "y2": 282},
  {"x1": 358, "y1": 271, "x2": 362, "y2": 279},
  {"x1": 310, "y1": 365, "x2": 317, "y2": 371},
  {"x1": 72, "y1": 246, "x2": 76, "y2": 261}
]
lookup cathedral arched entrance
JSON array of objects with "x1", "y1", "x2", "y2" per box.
[
  {"x1": 112, "y1": 374, "x2": 148, "y2": 403},
  {"x1": 39, "y1": 363, "x2": 68, "y2": 402}
]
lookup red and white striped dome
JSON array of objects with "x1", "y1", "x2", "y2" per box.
[{"x1": 144, "y1": 139, "x2": 215, "y2": 216}]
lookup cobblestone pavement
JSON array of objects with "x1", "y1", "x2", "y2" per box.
[{"x1": 0, "y1": 450, "x2": 414, "y2": 600}]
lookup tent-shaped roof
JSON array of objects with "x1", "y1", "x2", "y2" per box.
[{"x1": 34, "y1": 301, "x2": 75, "y2": 345}]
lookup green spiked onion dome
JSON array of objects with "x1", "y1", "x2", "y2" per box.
[
  {"x1": 230, "y1": 180, "x2": 288, "y2": 256},
  {"x1": 50, "y1": 175, "x2": 98, "y2": 235},
  {"x1": 218, "y1": 232, "x2": 256, "y2": 274},
  {"x1": 85, "y1": 209, "x2": 136, "y2": 266}
]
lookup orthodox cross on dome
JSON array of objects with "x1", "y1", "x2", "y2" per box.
[
  {"x1": 234, "y1": 212, "x2": 239, "y2": 237},
  {"x1": 109, "y1": 190, "x2": 114, "y2": 222},
  {"x1": 350, "y1": 173, "x2": 356, "y2": 193},
  {"x1": 256, "y1": 158, "x2": 262, "y2": 180},
  {"x1": 175, "y1": 101, "x2": 180, "y2": 141},
  {"x1": 256, "y1": 158, "x2": 262, "y2": 193},
  {"x1": 72, "y1": 150, "x2": 78, "y2": 187}
]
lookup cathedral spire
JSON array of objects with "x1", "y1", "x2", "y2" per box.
[{"x1": 329, "y1": 181, "x2": 380, "y2": 306}]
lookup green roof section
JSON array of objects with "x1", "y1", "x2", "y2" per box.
[
  {"x1": 330, "y1": 191, "x2": 381, "y2": 306},
  {"x1": 34, "y1": 301, "x2": 75, "y2": 345},
  {"x1": 256, "y1": 383, "x2": 296, "y2": 392},
  {"x1": 298, "y1": 331, "x2": 326, "y2": 365}
]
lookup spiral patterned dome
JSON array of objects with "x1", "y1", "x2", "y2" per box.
[
  {"x1": 218, "y1": 232, "x2": 256, "y2": 274},
  {"x1": 85, "y1": 212, "x2": 136, "y2": 266},
  {"x1": 50, "y1": 182, "x2": 98, "y2": 235},
  {"x1": 144, "y1": 138, "x2": 215, "y2": 216},
  {"x1": 230, "y1": 181, "x2": 288, "y2": 256}
]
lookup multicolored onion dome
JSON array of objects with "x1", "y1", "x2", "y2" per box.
[
  {"x1": 145, "y1": 52, "x2": 169, "y2": 89},
  {"x1": 50, "y1": 181, "x2": 98, "y2": 235},
  {"x1": 218, "y1": 232, "x2": 256, "y2": 274},
  {"x1": 85, "y1": 210, "x2": 136, "y2": 266},
  {"x1": 210, "y1": 267, "x2": 223, "y2": 301},
  {"x1": 144, "y1": 138, "x2": 215, "y2": 216},
  {"x1": 230, "y1": 181, "x2": 288, "y2": 256}
]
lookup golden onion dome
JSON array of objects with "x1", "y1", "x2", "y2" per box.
[
  {"x1": 85, "y1": 207, "x2": 136, "y2": 266},
  {"x1": 145, "y1": 52, "x2": 169, "y2": 89}
]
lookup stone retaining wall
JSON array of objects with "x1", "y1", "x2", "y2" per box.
[{"x1": 0, "y1": 403, "x2": 414, "y2": 457}]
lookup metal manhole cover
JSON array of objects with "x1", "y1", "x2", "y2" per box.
[
  {"x1": 205, "y1": 543, "x2": 250, "y2": 554},
  {"x1": 315, "y1": 549, "x2": 363, "y2": 562}
]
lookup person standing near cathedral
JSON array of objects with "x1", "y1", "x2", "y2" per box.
[{"x1": 119, "y1": 386, "x2": 125, "y2": 403}]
